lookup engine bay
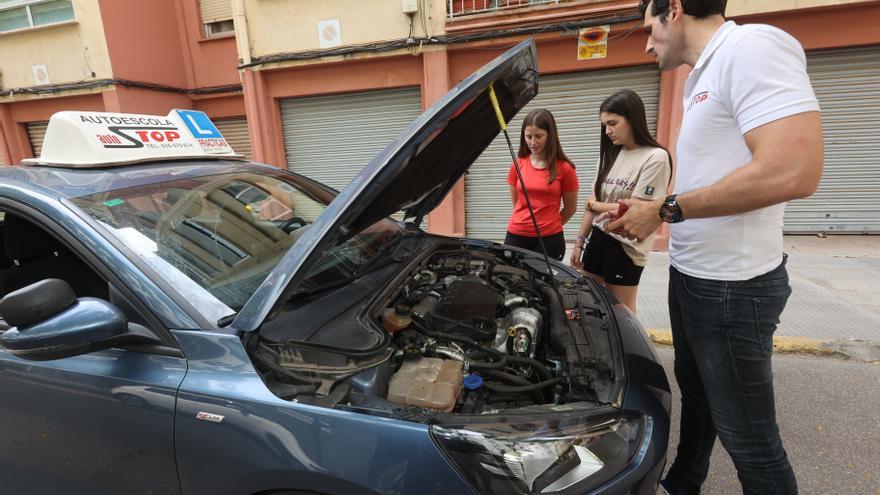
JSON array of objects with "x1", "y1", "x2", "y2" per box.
[{"x1": 249, "y1": 244, "x2": 622, "y2": 422}]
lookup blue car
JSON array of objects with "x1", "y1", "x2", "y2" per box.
[{"x1": 0, "y1": 40, "x2": 669, "y2": 495}]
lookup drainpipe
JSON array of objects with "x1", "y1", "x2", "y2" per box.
[
  {"x1": 232, "y1": 0, "x2": 252, "y2": 65},
  {"x1": 233, "y1": 0, "x2": 281, "y2": 165}
]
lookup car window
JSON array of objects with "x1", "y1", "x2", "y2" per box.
[
  {"x1": 71, "y1": 168, "x2": 404, "y2": 324},
  {"x1": 0, "y1": 211, "x2": 109, "y2": 331},
  {"x1": 71, "y1": 171, "x2": 330, "y2": 318}
]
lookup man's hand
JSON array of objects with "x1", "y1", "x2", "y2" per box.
[{"x1": 605, "y1": 198, "x2": 664, "y2": 242}]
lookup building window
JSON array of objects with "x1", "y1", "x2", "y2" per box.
[
  {"x1": 204, "y1": 18, "x2": 233, "y2": 37},
  {"x1": 199, "y1": 0, "x2": 233, "y2": 38},
  {"x1": 0, "y1": 0, "x2": 74, "y2": 33}
]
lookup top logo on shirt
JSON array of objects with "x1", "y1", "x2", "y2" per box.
[{"x1": 687, "y1": 91, "x2": 709, "y2": 111}]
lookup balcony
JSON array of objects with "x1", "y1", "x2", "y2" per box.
[{"x1": 447, "y1": 0, "x2": 571, "y2": 18}]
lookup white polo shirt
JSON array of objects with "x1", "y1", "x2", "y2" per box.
[{"x1": 670, "y1": 21, "x2": 820, "y2": 281}]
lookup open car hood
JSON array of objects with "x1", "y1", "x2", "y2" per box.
[{"x1": 232, "y1": 39, "x2": 538, "y2": 332}]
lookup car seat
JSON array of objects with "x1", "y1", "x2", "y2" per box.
[{"x1": 0, "y1": 214, "x2": 107, "y2": 299}]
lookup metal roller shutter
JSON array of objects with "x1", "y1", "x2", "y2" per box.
[
  {"x1": 784, "y1": 45, "x2": 880, "y2": 233},
  {"x1": 280, "y1": 88, "x2": 422, "y2": 190},
  {"x1": 465, "y1": 66, "x2": 660, "y2": 241},
  {"x1": 280, "y1": 87, "x2": 423, "y2": 221},
  {"x1": 26, "y1": 121, "x2": 49, "y2": 159},
  {"x1": 200, "y1": 0, "x2": 232, "y2": 23},
  {"x1": 214, "y1": 117, "x2": 252, "y2": 160}
]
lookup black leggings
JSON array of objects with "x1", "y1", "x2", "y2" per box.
[{"x1": 504, "y1": 231, "x2": 566, "y2": 260}]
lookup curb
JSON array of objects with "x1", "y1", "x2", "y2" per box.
[{"x1": 645, "y1": 329, "x2": 838, "y2": 358}]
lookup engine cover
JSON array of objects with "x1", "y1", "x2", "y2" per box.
[{"x1": 432, "y1": 276, "x2": 499, "y2": 341}]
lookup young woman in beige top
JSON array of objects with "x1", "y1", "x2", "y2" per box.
[{"x1": 570, "y1": 89, "x2": 672, "y2": 314}]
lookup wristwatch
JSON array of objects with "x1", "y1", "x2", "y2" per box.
[{"x1": 659, "y1": 194, "x2": 685, "y2": 223}]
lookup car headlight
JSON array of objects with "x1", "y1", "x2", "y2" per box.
[{"x1": 431, "y1": 411, "x2": 651, "y2": 494}]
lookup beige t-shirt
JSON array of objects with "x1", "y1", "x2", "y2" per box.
[{"x1": 591, "y1": 146, "x2": 671, "y2": 266}]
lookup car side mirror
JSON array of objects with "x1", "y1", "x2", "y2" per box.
[{"x1": 0, "y1": 279, "x2": 127, "y2": 361}]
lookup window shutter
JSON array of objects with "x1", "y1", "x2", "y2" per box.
[
  {"x1": 26, "y1": 121, "x2": 49, "y2": 158},
  {"x1": 200, "y1": 0, "x2": 233, "y2": 24}
]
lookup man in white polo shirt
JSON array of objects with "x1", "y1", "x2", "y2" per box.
[{"x1": 607, "y1": 1, "x2": 824, "y2": 494}]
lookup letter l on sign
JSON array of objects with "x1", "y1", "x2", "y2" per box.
[{"x1": 185, "y1": 114, "x2": 212, "y2": 137}]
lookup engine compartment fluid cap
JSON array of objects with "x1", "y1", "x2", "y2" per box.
[{"x1": 463, "y1": 374, "x2": 484, "y2": 390}]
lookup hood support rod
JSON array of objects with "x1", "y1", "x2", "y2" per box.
[
  {"x1": 488, "y1": 82, "x2": 556, "y2": 279},
  {"x1": 488, "y1": 82, "x2": 587, "y2": 370}
]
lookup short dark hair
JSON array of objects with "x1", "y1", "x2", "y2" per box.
[{"x1": 638, "y1": 0, "x2": 727, "y2": 21}]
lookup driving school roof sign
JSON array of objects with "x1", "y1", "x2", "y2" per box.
[{"x1": 23, "y1": 109, "x2": 242, "y2": 168}]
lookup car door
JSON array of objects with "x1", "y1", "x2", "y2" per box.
[{"x1": 0, "y1": 209, "x2": 186, "y2": 495}]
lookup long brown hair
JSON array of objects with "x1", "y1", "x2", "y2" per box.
[
  {"x1": 517, "y1": 108, "x2": 574, "y2": 184},
  {"x1": 594, "y1": 89, "x2": 672, "y2": 199}
]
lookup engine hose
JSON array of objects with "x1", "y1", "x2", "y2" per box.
[
  {"x1": 466, "y1": 351, "x2": 508, "y2": 370},
  {"x1": 481, "y1": 369, "x2": 532, "y2": 385},
  {"x1": 482, "y1": 377, "x2": 562, "y2": 394},
  {"x1": 411, "y1": 319, "x2": 508, "y2": 369},
  {"x1": 537, "y1": 282, "x2": 567, "y2": 353},
  {"x1": 481, "y1": 369, "x2": 544, "y2": 402},
  {"x1": 465, "y1": 346, "x2": 509, "y2": 369},
  {"x1": 434, "y1": 346, "x2": 466, "y2": 362},
  {"x1": 506, "y1": 355, "x2": 554, "y2": 382}
]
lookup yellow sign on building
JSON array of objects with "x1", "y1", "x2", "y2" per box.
[{"x1": 577, "y1": 25, "x2": 610, "y2": 60}]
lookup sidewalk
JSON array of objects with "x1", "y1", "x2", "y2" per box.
[{"x1": 566, "y1": 236, "x2": 880, "y2": 355}]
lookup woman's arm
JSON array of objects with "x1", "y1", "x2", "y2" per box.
[
  {"x1": 569, "y1": 201, "x2": 595, "y2": 269},
  {"x1": 588, "y1": 200, "x2": 620, "y2": 214},
  {"x1": 560, "y1": 191, "x2": 579, "y2": 225},
  {"x1": 509, "y1": 185, "x2": 518, "y2": 208}
]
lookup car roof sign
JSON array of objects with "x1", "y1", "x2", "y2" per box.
[{"x1": 22, "y1": 109, "x2": 244, "y2": 168}]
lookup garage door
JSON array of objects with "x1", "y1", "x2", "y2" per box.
[
  {"x1": 27, "y1": 121, "x2": 49, "y2": 159},
  {"x1": 784, "y1": 45, "x2": 880, "y2": 233},
  {"x1": 214, "y1": 117, "x2": 252, "y2": 160},
  {"x1": 465, "y1": 66, "x2": 660, "y2": 241},
  {"x1": 280, "y1": 88, "x2": 422, "y2": 192}
]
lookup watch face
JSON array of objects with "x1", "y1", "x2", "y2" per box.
[{"x1": 661, "y1": 198, "x2": 683, "y2": 223}]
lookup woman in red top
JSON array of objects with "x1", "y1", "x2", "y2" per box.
[{"x1": 505, "y1": 109, "x2": 579, "y2": 260}]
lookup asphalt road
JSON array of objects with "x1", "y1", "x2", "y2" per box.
[{"x1": 656, "y1": 346, "x2": 880, "y2": 494}]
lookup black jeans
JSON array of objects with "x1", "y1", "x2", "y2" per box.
[{"x1": 665, "y1": 256, "x2": 797, "y2": 495}]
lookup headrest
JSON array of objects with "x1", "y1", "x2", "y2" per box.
[
  {"x1": 3, "y1": 214, "x2": 61, "y2": 263},
  {"x1": 0, "y1": 226, "x2": 10, "y2": 267}
]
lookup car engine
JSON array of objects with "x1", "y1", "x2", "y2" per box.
[{"x1": 251, "y1": 246, "x2": 619, "y2": 421}]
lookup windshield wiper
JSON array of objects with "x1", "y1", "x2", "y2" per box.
[
  {"x1": 289, "y1": 277, "x2": 355, "y2": 299},
  {"x1": 217, "y1": 312, "x2": 237, "y2": 327},
  {"x1": 352, "y1": 232, "x2": 417, "y2": 277}
]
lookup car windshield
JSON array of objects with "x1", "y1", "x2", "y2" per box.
[{"x1": 70, "y1": 168, "x2": 402, "y2": 323}]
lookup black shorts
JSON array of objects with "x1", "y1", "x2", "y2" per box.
[
  {"x1": 504, "y1": 231, "x2": 566, "y2": 261},
  {"x1": 581, "y1": 228, "x2": 644, "y2": 286}
]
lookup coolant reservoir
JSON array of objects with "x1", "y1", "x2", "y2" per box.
[
  {"x1": 387, "y1": 357, "x2": 463, "y2": 412},
  {"x1": 382, "y1": 306, "x2": 412, "y2": 333}
]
